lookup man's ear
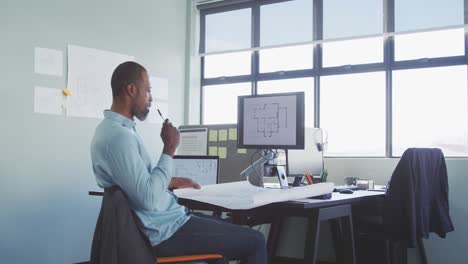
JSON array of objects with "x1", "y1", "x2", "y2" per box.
[{"x1": 125, "y1": 83, "x2": 137, "y2": 97}]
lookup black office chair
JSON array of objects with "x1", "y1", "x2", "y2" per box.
[
  {"x1": 89, "y1": 186, "x2": 224, "y2": 264},
  {"x1": 354, "y1": 148, "x2": 454, "y2": 264}
]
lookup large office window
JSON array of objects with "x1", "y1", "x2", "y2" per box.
[
  {"x1": 205, "y1": 8, "x2": 251, "y2": 53},
  {"x1": 394, "y1": 29, "x2": 465, "y2": 61},
  {"x1": 198, "y1": 0, "x2": 468, "y2": 157},
  {"x1": 204, "y1": 51, "x2": 251, "y2": 78},
  {"x1": 394, "y1": 0, "x2": 464, "y2": 32},
  {"x1": 257, "y1": 78, "x2": 315, "y2": 128},
  {"x1": 323, "y1": 0, "x2": 383, "y2": 39},
  {"x1": 203, "y1": 83, "x2": 251, "y2": 125},
  {"x1": 392, "y1": 66, "x2": 468, "y2": 157},
  {"x1": 322, "y1": 37, "x2": 383, "y2": 67},
  {"x1": 260, "y1": 0, "x2": 313, "y2": 47},
  {"x1": 259, "y1": 45, "x2": 313, "y2": 73},
  {"x1": 321, "y1": 72, "x2": 386, "y2": 156}
]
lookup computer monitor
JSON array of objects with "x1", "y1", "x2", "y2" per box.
[
  {"x1": 172, "y1": 156, "x2": 219, "y2": 186},
  {"x1": 237, "y1": 92, "x2": 305, "y2": 149}
]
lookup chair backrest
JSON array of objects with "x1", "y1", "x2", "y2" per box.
[
  {"x1": 90, "y1": 186, "x2": 155, "y2": 264},
  {"x1": 383, "y1": 148, "x2": 454, "y2": 246}
]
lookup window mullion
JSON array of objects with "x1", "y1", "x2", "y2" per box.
[
  {"x1": 313, "y1": 0, "x2": 323, "y2": 128},
  {"x1": 252, "y1": 3, "x2": 260, "y2": 95},
  {"x1": 384, "y1": 0, "x2": 395, "y2": 157}
]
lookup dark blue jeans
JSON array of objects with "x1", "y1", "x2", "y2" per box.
[{"x1": 152, "y1": 214, "x2": 267, "y2": 264}]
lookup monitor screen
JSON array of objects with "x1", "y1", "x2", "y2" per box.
[
  {"x1": 237, "y1": 92, "x2": 305, "y2": 149},
  {"x1": 172, "y1": 156, "x2": 219, "y2": 186}
]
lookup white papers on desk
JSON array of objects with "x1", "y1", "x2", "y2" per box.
[
  {"x1": 174, "y1": 181, "x2": 334, "y2": 210},
  {"x1": 293, "y1": 190, "x2": 384, "y2": 204}
]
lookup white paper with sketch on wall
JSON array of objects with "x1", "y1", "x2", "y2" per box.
[
  {"x1": 33, "y1": 86, "x2": 63, "y2": 115},
  {"x1": 66, "y1": 45, "x2": 134, "y2": 119},
  {"x1": 34, "y1": 47, "x2": 63, "y2": 76}
]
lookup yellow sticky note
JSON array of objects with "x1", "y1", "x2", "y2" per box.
[
  {"x1": 228, "y1": 128, "x2": 237, "y2": 140},
  {"x1": 237, "y1": 148, "x2": 247, "y2": 154},
  {"x1": 208, "y1": 146, "x2": 218, "y2": 156},
  {"x1": 209, "y1": 130, "x2": 218, "y2": 142},
  {"x1": 218, "y1": 147, "x2": 227, "y2": 159},
  {"x1": 218, "y1": 129, "x2": 228, "y2": 141},
  {"x1": 62, "y1": 88, "x2": 71, "y2": 96}
]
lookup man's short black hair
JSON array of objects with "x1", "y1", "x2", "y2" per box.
[{"x1": 111, "y1": 61, "x2": 147, "y2": 98}]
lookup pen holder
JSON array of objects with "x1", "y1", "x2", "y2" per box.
[{"x1": 320, "y1": 169, "x2": 328, "y2": 182}]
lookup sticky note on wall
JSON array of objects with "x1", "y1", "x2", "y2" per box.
[
  {"x1": 208, "y1": 146, "x2": 218, "y2": 156},
  {"x1": 218, "y1": 147, "x2": 227, "y2": 159},
  {"x1": 218, "y1": 129, "x2": 228, "y2": 141},
  {"x1": 237, "y1": 148, "x2": 247, "y2": 154},
  {"x1": 228, "y1": 128, "x2": 237, "y2": 140},
  {"x1": 209, "y1": 130, "x2": 218, "y2": 141}
]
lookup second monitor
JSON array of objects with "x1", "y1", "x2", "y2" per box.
[
  {"x1": 237, "y1": 92, "x2": 305, "y2": 188},
  {"x1": 237, "y1": 91, "x2": 305, "y2": 149},
  {"x1": 172, "y1": 156, "x2": 219, "y2": 186}
]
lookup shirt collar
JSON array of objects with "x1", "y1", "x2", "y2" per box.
[{"x1": 103, "y1": 110, "x2": 136, "y2": 129}]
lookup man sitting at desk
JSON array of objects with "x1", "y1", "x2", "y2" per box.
[{"x1": 90, "y1": 61, "x2": 267, "y2": 264}]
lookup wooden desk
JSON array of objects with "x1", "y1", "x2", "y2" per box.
[{"x1": 178, "y1": 191, "x2": 385, "y2": 264}]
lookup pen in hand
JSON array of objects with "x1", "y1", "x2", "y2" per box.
[{"x1": 157, "y1": 109, "x2": 165, "y2": 121}]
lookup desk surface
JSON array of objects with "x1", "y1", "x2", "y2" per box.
[
  {"x1": 178, "y1": 190, "x2": 384, "y2": 212},
  {"x1": 89, "y1": 187, "x2": 384, "y2": 212}
]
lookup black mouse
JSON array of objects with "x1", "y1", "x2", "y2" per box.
[{"x1": 339, "y1": 189, "x2": 354, "y2": 194}]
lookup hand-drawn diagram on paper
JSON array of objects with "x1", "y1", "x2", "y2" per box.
[{"x1": 67, "y1": 45, "x2": 134, "y2": 119}]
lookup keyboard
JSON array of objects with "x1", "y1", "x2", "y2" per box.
[{"x1": 333, "y1": 185, "x2": 362, "y2": 192}]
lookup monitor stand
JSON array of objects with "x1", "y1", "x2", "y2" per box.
[
  {"x1": 275, "y1": 166, "x2": 289, "y2": 189},
  {"x1": 240, "y1": 150, "x2": 289, "y2": 189}
]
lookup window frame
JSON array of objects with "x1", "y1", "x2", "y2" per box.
[{"x1": 198, "y1": 0, "x2": 468, "y2": 158}]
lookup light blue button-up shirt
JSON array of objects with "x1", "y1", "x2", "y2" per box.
[{"x1": 90, "y1": 110, "x2": 189, "y2": 246}]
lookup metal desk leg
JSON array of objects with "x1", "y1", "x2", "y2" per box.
[
  {"x1": 267, "y1": 216, "x2": 283, "y2": 262},
  {"x1": 312, "y1": 205, "x2": 356, "y2": 264},
  {"x1": 340, "y1": 214, "x2": 356, "y2": 264},
  {"x1": 330, "y1": 218, "x2": 344, "y2": 264},
  {"x1": 329, "y1": 209, "x2": 355, "y2": 264},
  {"x1": 304, "y1": 210, "x2": 320, "y2": 264}
]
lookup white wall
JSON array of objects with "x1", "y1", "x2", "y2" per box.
[{"x1": 0, "y1": 1, "x2": 189, "y2": 263}]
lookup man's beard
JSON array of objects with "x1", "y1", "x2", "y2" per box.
[{"x1": 134, "y1": 108, "x2": 150, "y2": 121}]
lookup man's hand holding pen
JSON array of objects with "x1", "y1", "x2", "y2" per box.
[{"x1": 161, "y1": 119, "x2": 179, "y2": 157}]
